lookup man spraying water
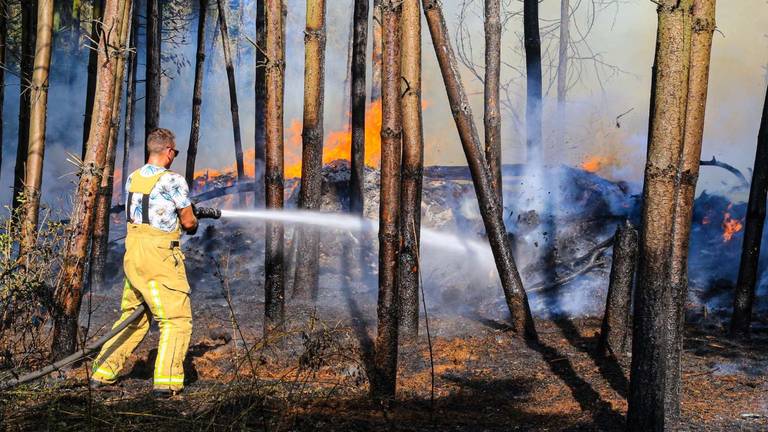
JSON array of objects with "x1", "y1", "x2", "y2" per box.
[{"x1": 90, "y1": 128, "x2": 218, "y2": 397}]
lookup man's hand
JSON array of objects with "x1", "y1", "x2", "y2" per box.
[{"x1": 179, "y1": 205, "x2": 199, "y2": 234}]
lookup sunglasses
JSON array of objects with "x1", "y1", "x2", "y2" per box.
[{"x1": 168, "y1": 147, "x2": 179, "y2": 157}]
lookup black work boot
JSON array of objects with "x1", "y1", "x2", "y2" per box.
[{"x1": 152, "y1": 388, "x2": 181, "y2": 399}]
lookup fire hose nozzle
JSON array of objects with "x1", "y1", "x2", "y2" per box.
[{"x1": 194, "y1": 206, "x2": 222, "y2": 220}]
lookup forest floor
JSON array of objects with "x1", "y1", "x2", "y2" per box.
[{"x1": 2, "y1": 297, "x2": 767, "y2": 431}]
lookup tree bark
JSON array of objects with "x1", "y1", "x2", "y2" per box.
[
  {"x1": 372, "y1": 0, "x2": 402, "y2": 401},
  {"x1": 52, "y1": 0, "x2": 131, "y2": 357},
  {"x1": 293, "y1": 0, "x2": 327, "y2": 301},
  {"x1": 370, "y1": 0, "x2": 382, "y2": 103},
  {"x1": 121, "y1": 0, "x2": 139, "y2": 200},
  {"x1": 89, "y1": 0, "x2": 133, "y2": 289},
  {"x1": 186, "y1": 0, "x2": 208, "y2": 189},
  {"x1": 82, "y1": 0, "x2": 103, "y2": 160},
  {"x1": 598, "y1": 220, "x2": 637, "y2": 359},
  {"x1": 731, "y1": 85, "x2": 768, "y2": 338},
  {"x1": 12, "y1": 0, "x2": 37, "y2": 211},
  {"x1": 349, "y1": 0, "x2": 368, "y2": 215},
  {"x1": 0, "y1": 0, "x2": 7, "y2": 181},
  {"x1": 264, "y1": 0, "x2": 285, "y2": 334},
  {"x1": 484, "y1": 0, "x2": 501, "y2": 205},
  {"x1": 145, "y1": 0, "x2": 160, "y2": 159},
  {"x1": 523, "y1": 0, "x2": 542, "y2": 163},
  {"x1": 217, "y1": 0, "x2": 245, "y2": 206},
  {"x1": 557, "y1": 0, "x2": 570, "y2": 105},
  {"x1": 627, "y1": 1, "x2": 715, "y2": 429},
  {"x1": 397, "y1": 0, "x2": 423, "y2": 341},
  {"x1": 20, "y1": 0, "x2": 54, "y2": 253},
  {"x1": 422, "y1": 0, "x2": 537, "y2": 340},
  {"x1": 254, "y1": 0, "x2": 266, "y2": 207}
]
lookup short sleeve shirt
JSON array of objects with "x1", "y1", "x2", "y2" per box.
[{"x1": 125, "y1": 164, "x2": 192, "y2": 232}]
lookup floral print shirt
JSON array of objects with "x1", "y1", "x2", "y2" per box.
[{"x1": 125, "y1": 164, "x2": 192, "y2": 232}]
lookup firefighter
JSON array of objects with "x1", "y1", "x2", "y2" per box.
[{"x1": 90, "y1": 128, "x2": 198, "y2": 397}]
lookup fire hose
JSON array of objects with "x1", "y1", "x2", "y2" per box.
[{"x1": 0, "y1": 207, "x2": 221, "y2": 390}]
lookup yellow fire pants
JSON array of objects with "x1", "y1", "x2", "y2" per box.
[{"x1": 92, "y1": 223, "x2": 192, "y2": 391}]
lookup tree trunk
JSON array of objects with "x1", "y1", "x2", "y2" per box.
[
  {"x1": 12, "y1": 0, "x2": 36, "y2": 210},
  {"x1": 89, "y1": 0, "x2": 132, "y2": 289},
  {"x1": 217, "y1": 0, "x2": 245, "y2": 206},
  {"x1": 52, "y1": 0, "x2": 131, "y2": 358},
  {"x1": 598, "y1": 220, "x2": 638, "y2": 359},
  {"x1": 82, "y1": 0, "x2": 103, "y2": 160},
  {"x1": 627, "y1": 1, "x2": 715, "y2": 429},
  {"x1": 349, "y1": 0, "x2": 368, "y2": 215},
  {"x1": 422, "y1": 0, "x2": 537, "y2": 340},
  {"x1": 557, "y1": 0, "x2": 569, "y2": 105},
  {"x1": 371, "y1": 0, "x2": 402, "y2": 402},
  {"x1": 20, "y1": 0, "x2": 54, "y2": 254},
  {"x1": 145, "y1": 0, "x2": 160, "y2": 159},
  {"x1": 264, "y1": 0, "x2": 285, "y2": 334},
  {"x1": 370, "y1": 0, "x2": 382, "y2": 103},
  {"x1": 484, "y1": 0, "x2": 501, "y2": 205},
  {"x1": 730, "y1": 85, "x2": 768, "y2": 338},
  {"x1": 254, "y1": 0, "x2": 266, "y2": 207},
  {"x1": 0, "y1": 0, "x2": 7, "y2": 180},
  {"x1": 523, "y1": 0, "x2": 542, "y2": 163},
  {"x1": 186, "y1": 0, "x2": 208, "y2": 189},
  {"x1": 397, "y1": 0, "x2": 423, "y2": 341},
  {"x1": 292, "y1": 0, "x2": 326, "y2": 301},
  {"x1": 121, "y1": 0, "x2": 139, "y2": 201}
]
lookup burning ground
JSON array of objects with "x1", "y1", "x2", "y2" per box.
[{"x1": 2, "y1": 163, "x2": 768, "y2": 430}]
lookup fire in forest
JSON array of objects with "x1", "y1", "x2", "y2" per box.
[
  {"x1": 721, "y1": 203, "x2": 744, "y2": 242},
  {"x1": 580, "y1": 155, "x2": 614, "y2": 173}
]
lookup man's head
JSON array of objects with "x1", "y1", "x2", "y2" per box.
[{"x1": 146, "y1": 128, "x2": 179, "y2": 168}]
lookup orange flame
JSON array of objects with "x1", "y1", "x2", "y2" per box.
[
  {"x1": 722, "y1": 204, "x2": 743, "y2": 242},
  {"x1": 580, "y1": 155, "x2": 614, "y2": 173}
]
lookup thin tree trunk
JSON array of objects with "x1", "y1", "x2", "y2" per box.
[
  {"x1": 0, "y1": 0, "x2": 7, "y2": 180},
  {"x1": 145, "y1": 0, "x2": 160, "y2": 159},
  {"x1": 598, "y1": 220, "x2": 637, "y2": 359},
  {"x1": 523, "y1": 0, "x2": 542, "y2": 163},
  {"x1": 349, "y1": 0, "x2": 368, "y2": 215},
  {"x1": 89, "y1": 0, "x2": 132, "y2": 289},
  {"x1": 627, "y1": 1, "x2": 715, "y2": 429},
  {"x1": 293, "y1": 0, "x2": 326, "y2": 301},
  {"x1": 557, "y1": 0, "x2": 569, "y2": 105},
  {"x1": 264, "y1": 0, "x2": 285, "y2": 334},
  {"x1": 20, "y1": 0, "x2": 54, "y2": 253},
  {"x1": 52, "y1": 0, "x2": 131, "y2": 357},
  {"x1": 731, "y1": 85, "x2": 768, "y2": 338},
  {"x1": 397, "y1": 0, "x2": 423, "y2": 340},
  {"x1": 370, "y1": 0, "x2": 382, "y2": 103},
  {"x1": 422, "y1": 0, "x2": 537, "y2": 340},
  {"x1": 12, "y1": 0, "x2": 36, "y2": 211},
  {"x1": 371, "y1": 0, "x2": 402, "y2": 401},
  {"x1": 82, "y1": 0, "x2": 102, "y2": 160},
  {"x1": 217, "y1": 0, "x2": 244, "y2": 206},
  {"x1": 186, "y1": 0, "x2": 208, "y2": 189},
  {"x1": 121, "y1": 0, "x2": 139, "y2": 201},
  {"x1": 254, "y1": 0, "x2": 266, "y2": 207},
  {"x1": 341, "y1": 16, "x2": 354, "y2": 123},
  {"x1": 484, "y1": 0, "x2": 501, "y2": 204}
]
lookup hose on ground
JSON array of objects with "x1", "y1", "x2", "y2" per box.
[{"x1": 0, "y1": 304, "x2": 146, "y2": 390}]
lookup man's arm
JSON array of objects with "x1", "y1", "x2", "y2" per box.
[{"x1": 179, "y1": 206, "x2": 198, "y2": 233}]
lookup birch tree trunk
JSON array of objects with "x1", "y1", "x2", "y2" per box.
[
  {"x1": 254, "y1": 0, "x2": 266, "y2": 207},
  {"x1": 145, "y1": 0, "x2": 160, "y2": 159},
  {"x1": 82, "y1": 0, "x2": 103, "y2": 160},
  {"x1": 349, "y1": 0, "x2": 368, "y2": 214},
  {"x1": 523, "y1": 0, "x2": 542, "y2": 163},
  {"x1": 217, "y1": 0, "x2": 245, "y2": 206},
  {"x1": 372, "y1": 0, "x2": 402, "y2": 401},
  {"x1": 186, "y1": 0, "x2": 208, "y2": 189},
  {"x1": 264, "y1": 0, "x2": 286, "y2": 334},
  {"x1": 20, "y1": 0, "x2": 54, "y2": 253},
  {"x1": 121, "y1": 0, "x2": 139, "y2": 199},
  {"x1": 370, "y1": 0, "x2": 382, "y2": 103},
  {"x1": 422, "y1": 0, "x2": 537, "y2": 340},
  {"x1": 730, "y1": 85, "x2": 768, "y2": 338},
  {"x1": 12, "y1": 0, "x2": 36, "y2": 210},
  {"x1": 293, "y1": 0, "x2": 326, "y2": 301},
  {"x1": 484, "y1": 0, "x2": 501, "y2": 204},
  {"x1": 89, "y1": 0, "x2": 133, "y2": 289},
  {"x1": 397, "y1": 0, "x2": 423, "y2": 340},
  {"x1": 52, "y1": 0, "x2": 131, "y2": 357},
  {"x1": 627, "y1": 1, "x2": 715, "y2": 429}
]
